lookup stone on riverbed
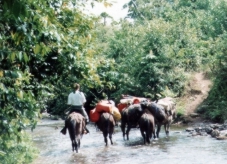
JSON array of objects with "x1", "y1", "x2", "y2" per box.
[
  {"x1": 210, "y1": 124, "x2": 222, "y2": 129},
  {"x1": 216, "y1": 136, "x2": 227, "y2": 140},
  {"x1": 186, "y1": 127, "x2": 195, "y2": 132},
  {"x1": 184, "y1": 119, "x2": 227, "y2": 140},
  {"x1": 219, "y1": 130, "x2": 227, "y2": 136},
  {"x1": 211, "y1": 129, "x2": 220, "y2": 138},
  {"x1": 205, "y1": 127, "x2": 213, "y2": 134}
]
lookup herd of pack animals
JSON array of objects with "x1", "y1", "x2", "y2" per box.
[{"x1": 63, "y1": 96, "x2": 176, "y2": 153}]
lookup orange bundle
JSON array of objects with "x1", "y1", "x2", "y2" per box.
[
  {"x1": 89, "y1": 108, "x2": 100, "y2": 122},
  {"x1": 96, "y1": 100, "x2": 114, "y2": 113},
  {"x1": 133, "y1": 97, "x2": 147, "y2": 104},
  {"x1": 132, "y1": 98, "x2": 140, "y2": 104},
  {"x1": 117, "y1": 103, "x2": 128, "y2": 112}
]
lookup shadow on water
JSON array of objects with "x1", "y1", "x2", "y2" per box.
[{"x1": 30, "y1": 119, "x2": 227, "y2": 164}]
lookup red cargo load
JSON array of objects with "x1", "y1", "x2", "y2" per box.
[
  {"x1": 96, "y1": 100, "x2": 114, "y2": 113},
  {"x1": 89, "y1": 108, "x2": 100, "y2": 122},
  {"x1": 117, "y1": 103, "x2": 128, "y2": 112}
]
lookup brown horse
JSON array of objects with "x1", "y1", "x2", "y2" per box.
[
  {"x1": 64, "y1": 112, "x2": 86, "y2": 153},
  {"x1": 139, "y1": 109, "x2": 156, "y2": 144},
  {"x1": 96, "y1": 112, "x2": 115, "y2": 146},
  {"x1": 140, "y1": 101, "x2": 175, "y2": 138},
  {"x1": 121, "y1": 104, "x2": 144, "y2": 140}
]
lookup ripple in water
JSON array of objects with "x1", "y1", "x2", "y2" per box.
[{"x1": 30, "y1": 121, "x2": 227, "y2": 164}]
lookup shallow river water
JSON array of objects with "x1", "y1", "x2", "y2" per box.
[{"x1": 30, "y1": 119, "x2": 227, "y2": 164}]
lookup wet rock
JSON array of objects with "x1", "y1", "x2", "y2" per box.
[
  {"x1": 190, "y1": 113, "x2": 200, "y2": 118},
  {"x1": 191, "y1": 132, "x2": 199, "y2": 136},
  {"x1": 219, "y1": 130, "x2": 227, "y2": 136},
  {"x1": 216, "y1": 136, "x2": 227, "y2": 140},
  {"x1": 219, "y1": 124, "x2": 227, "y2": 130},
  {"x1": 211, "y1": 129, "x2": 220, "y2": 138},
  {"x1": 184, "y1": 120, "x2": 227, "y2": 140},
  {"x1": 210, "y1": 124, "x2": 221, "y2": 129},
  {"x1": 182, "y1": 116, "x2": 194, "y2": 123},
  {"x1": 195, "y1": 127, "x2": 203, "y2": 132},
  {"x1": 205, "y1": 127, "x2": 213, "y2": 134},
  {"x1": 186, "y1": 127, "x2": 195, "y2": 132}
]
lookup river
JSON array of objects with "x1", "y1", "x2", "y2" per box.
[{"x1": 30, "y1": 119, "x2": 227, "y2": 164}]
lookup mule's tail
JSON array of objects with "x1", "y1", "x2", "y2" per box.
[
  {"x1": 68, "y1": 120, "x2": 76, "y2": 151},
  {"x1": 144, "y1": 115, "x2": 151, "y2": 143},
  {"x1": 104, "y1": 116, "x2": 110, "y2": 133},
  {"x1": 69, "y1": 120, "x2": 76, "y2": 138}
]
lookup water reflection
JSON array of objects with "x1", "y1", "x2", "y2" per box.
[{"x1": 30, "y1": 119, "x2": 227, "y2": 164}]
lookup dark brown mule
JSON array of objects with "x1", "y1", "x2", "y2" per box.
[
  {"x1": 139, "y1": 109, "x2": 156, "y2": 144},
  {"x1": 140, "y1": 101, "x2": 174, "y2": 138},
  {"x1": 96, "y1": 112, "x2": 115, "y2": 146},
  {"x1": 64, "y1": 112, "x2": 86, "y2": 153},
  {"x1": 121, "y1": 104, "x2": 144, "y2": 140}
]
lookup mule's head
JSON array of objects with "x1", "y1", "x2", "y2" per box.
[{"x1": 140, "y1": 99, "x2": 149, "y2": 110}]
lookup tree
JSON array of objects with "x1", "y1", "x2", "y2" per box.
[
  {"x1": 100, "y1": 12, "x2": 112, "y2": 25},
  {"x1": 0, "y1": 0, "x2": 115, "y2": 163}
]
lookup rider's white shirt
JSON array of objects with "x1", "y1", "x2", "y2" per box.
[{"x1": 67, "y1": 90, "x2": 86, "y2": 106}]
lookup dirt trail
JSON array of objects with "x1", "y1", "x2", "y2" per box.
[{"x1": 184, "y1": 72, "x2": 212, "y2": 115}]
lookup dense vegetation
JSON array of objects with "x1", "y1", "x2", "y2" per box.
[{"x1": 1, "y1": 0, "x2": 227, "y2": 163}]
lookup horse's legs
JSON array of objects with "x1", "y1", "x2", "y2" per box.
[
  {"x1": 109, "y1": 127, "x2": 114, "y2": 145},
  {"x1": 71, "y1": 140, "x2": 75, "y2": 152},
  {"x1": 74, "y1": 140, "x2": 79, "y2": 153},
  {"x1": 121, "y1": 121, "x2": 126, "y2": 140},
  {"x1": 68, "y1": 129, "x2": 75, "y2": 152},
  {"x1": 152, "y1": 124, "x2": 156, "y2": 139},
  {"x1": 146, "y1": 122, "x2": 151, "y2": 144},
  {"x1": 109, "y1": 133, "x2": 113, "y2": 145},
  {"x1": 78, "y1": 139, "x2": 81, "y2": 148},
  {"x1": 69, "y1": 128, "x2": 80, "y2": 153},
  {"x1": 126, "y1": 123, "x2": 131, "y2": 140},
  {"x1": 103, "y1": 132, "x2": 108, "y2": 146},
  {"x1": 146, "y1": 131, "x2": 150, "y2": 144},
  {"x1": 140, "y1": 128, "x2": 146, "y2": 144},
  {"x1": 109, "y1": 135, "x2": 113, "y2": 145},
  {"x1": 164, "y1": 123, "x2": 170, "y2": 137},
  {"x1": 156, "y1": 124, "x2": 161, "y2": 138}
]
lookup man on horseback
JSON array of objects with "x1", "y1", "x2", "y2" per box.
[{"x1": 60, "y1": 83, "x2": 90, "y2": 135}]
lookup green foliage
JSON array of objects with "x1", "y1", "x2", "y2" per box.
[
  {"x1": 102, "y1": 0, "x2": 227, "y2": 121},
  {"x1": 0, "y1": 132, "x2": 38, "y2": 164},
  {"x1": 2, "y1": 0, "x2": 227, "y2": 162},
  {"x1": 201, "y1": 77, "x2": 227, "y2": 122},
  {"x1": 0, "y1": 0, "x2": 115, "y2": 163},
  {"x1": 199, "y1": 31, "x2": 227, "y2": 122}
]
